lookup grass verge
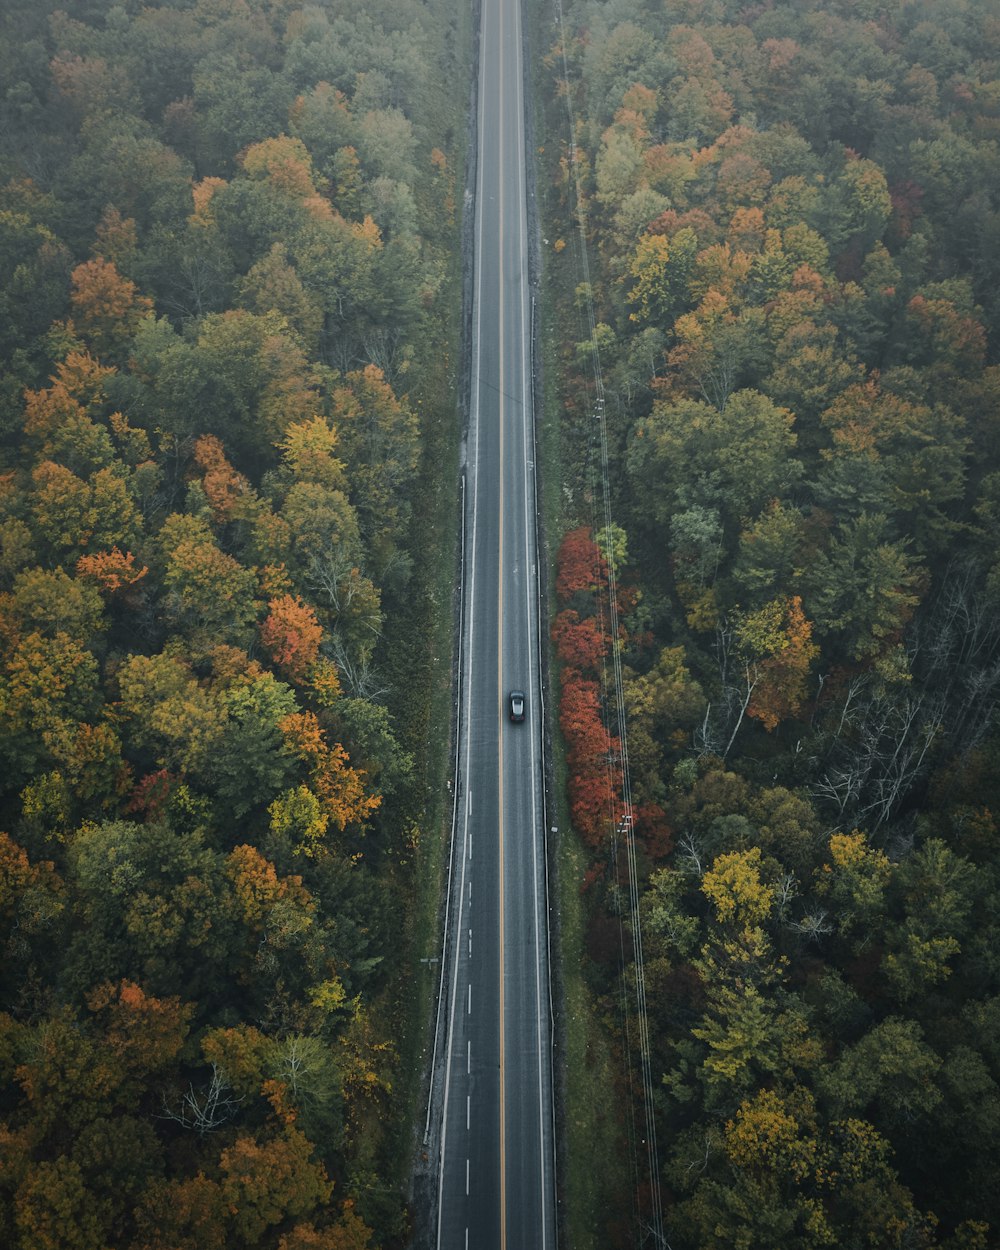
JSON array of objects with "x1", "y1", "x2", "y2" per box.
[
  {"x1": 535, "y1": 285, "x2": 629, "y2": 1250},
  {"x1": 527, "y1": 3, "x2": 633, "y2": 1243},
  {"x1": 354, "y1": 0, "x2": 472, "y2": 1241}
]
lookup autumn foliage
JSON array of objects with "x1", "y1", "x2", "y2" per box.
[
  {"x1": 260, "y1": 594, "x2": 323, "y2": 681},
  {"x1": 279, "y1": 711, "x2": 380, "y2": 832},
  {"x1": 555, "y1": 526, "x2": 608, "y2": 601},
  {"x1": 76, "y1": 546, "x2": 147, "y2": 593},
  {"x1": 192, "y1": 435, "x2": 252, "y2": 523},
  {"x1": 554, "y1": 529, "x2": 620, "y2": 848},
  {"x1": 69, "y1": 256, "x2": 153, "y2": 356},
  {"x1": 0, "y1": 0, "x2": 447, "y2": 1240}
]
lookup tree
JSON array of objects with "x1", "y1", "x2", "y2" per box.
[
  {"x1": 0, "y1": 832, "x2": 64, "y2": 968},
  {"x1": 202, "y1": 673, "x2": 299, "y2": 819},
  {"x1": 669, "y1": 505, "x2": 725, "y2": 598},
  {"x1": 765, "y1": 319, "x2": 864, "y2": 429},
  {"x1": 14, "y1": 1156, "x2": 112, "y2": 1250},
  {"x1": 30, "y1": 462, "x2": 140, "y2": 558},
  {"x1": 813, "y1": 831, "x2": 891, "y2": 952},
  {"x1": 280, "y1": 482, "x2": 362, "y2": 575},
  {"x1": 804, "y1": 513, "x2": 923, "y2": 660},
  {"x1": 624, "y1": 646, "x2": 705, "y2": 798},
  {"x1": 260, "y1": 595, "x2": 323, "y2": 682},
  {"x1": 219, "y1": 1128, "x2": 332, "y2": 1244},
  {"x1": 22, "y1": 356, "x2": 117, "y2": 477},
  {"x1": 268, "y1": 786, "x2": 329, "y2": 859},
  {"x1": 331, "y1": 365, "x2": 419, "y2": 562},
  {"x1": 735, "y1": 596, "x2": 819, "y2": 731},
  {"x1": 626, "y1": 227, "x2": 698, "y2": 326},
  {"x1": 0, "y1": 518, "x2": 36, "y2": 586},
  {"x1": 132, "y1": 310, "x2": 323, "y2": 460},
  {"x1": 241, "y1": 135, "x2": 323, "y2": 201},
  {"x1": 332, "y1": 697, "x2": 413, "y2": 796},
  {"x1": 279, "y1": 416, "x2": 347, "y2": 491},
  {"x1": 818, "y1": 1016, "x2": 942, "y2": 1130},
  {"x1": 10, "y1": 567, "x2": 106, "y2": 642},
  {"x1": 85, "y1": 980, "x2": 193, "y2": 1087},
  {"x1": 552, "y1": 610, "x2": 608, "y2": 671},
  {"x1": 117, "y1": 652, "x2": 226, "y2": 776},
  {"x1": 159, "y1": 518, "x2": 259, "y2": 645},
  {"x1": 2, "y1": 630, "x2": 100, "y2": 780},
  {"x1": 76, "y1": 548, "x2": 147, "y2": 596},
  {"x1": 555, "y1": 528, "x2": 607, "y2": 604},
  {"x1": 0, "y1": 211, "x2": 72, "y2": 363},
  {"x1": 279, "y1": 711, "x2": 380, "y2": 834},
  {"x1": 265, "y1": 1033, "x2": 344, "y2": 1147},
  {"x1": 688, "y1": 928, "x2": 804, "y2": 1102},
  {"x1": 238, "y1": 242, "x2": 323, "y2": 352},
  {"x1": 731, "y1": 501, "x2": 812, "y2": 606},
  {"x1": 278, "y1": 1204, "x2": 374, "y2": 1250},
  {"x1": 817, "y1": 379, "x2": 967, "y2": 553},
  {"x1": 883, "y1": 839, "x2": 976, "y2": 1001},
  {"x1": 628, "y1": 389, "x2": 800, "y2": 533},
  {"x1": 67, "y1": 818, "x2": 237, "y2": 998},
  {"x1": 131, "y1": 1175, "x2": 228, "y2": 1250},
  {"x1": 191, "y1": 435, "x2": 254, "y2": 526},
  {"x1": 702, "y1": 847, "x2": 775, "y2": 929},
  {"x1": 69, "y1": 257, "x2": 152, "y2": 358}
]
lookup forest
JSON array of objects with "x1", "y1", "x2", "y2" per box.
[
  {"x1": 0, "y1": 0, "x2": 462, "y2": 1247},
  {"x1": 544, "y1": 0, "x2": 1000, "y2": 1246}
]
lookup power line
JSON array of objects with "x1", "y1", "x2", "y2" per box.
[{"x1": 550, "y1": 3, "x2": 667, "y2": 1246}]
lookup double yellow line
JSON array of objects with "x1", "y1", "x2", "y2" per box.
[{"x1": 496, "y1": 0, "x2": 508, "y2": 1246}]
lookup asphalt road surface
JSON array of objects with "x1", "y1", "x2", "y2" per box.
[{"x1": 433, "y1": 0, "x2": 556, "y2": 1245}]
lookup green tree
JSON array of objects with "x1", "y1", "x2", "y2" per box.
[
  {"x1": 208, "y1": 674, "x2": 298, "y2": 818},
  {"x1": 624, "y1": 646, "x2": 705, "y2": 799},
  {"x1": 117, "y1": 652, "x2": 226, "y2": 776},
  {"x1": 9, "y1": 568, "x2": 106, "y2": 642},
  {"x1": 626, "y1": 227, "x2": 698, "y2": 326},
  {"x1": 804, "y1": 513, "x2": 923, "y2": 660},
  {"x1": 817, "y1": 1016, "x2": 942, "y2": 1130},
  {"x1": 628, "y1": 389, "x2": 800, "y2": 532},
  {"x1": 331, "y1": 365, "x2": 419, "y2": 563}
]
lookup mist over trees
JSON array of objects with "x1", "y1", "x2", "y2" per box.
[
  {"x1": 0, "y1": 0, "x2": 461, "y2": 1246},
  {"x1": 546, "y1": 0, "x2": 1000, "y2": 1244}
]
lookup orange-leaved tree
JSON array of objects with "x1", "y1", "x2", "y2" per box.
[
  {"x1": 279, "y1": 711, "x2": 380, "y2": 834},
  {"x1": 260, "y1": 595, "x2": 323, "y2": 682},
  {"x1": 76, "y1": 547, "x2": 147, "y2": 594},
  {"x1": 736, "y1": 595, "x2": 819, "y2": 731},
  {"x1": 192, "y1": 435, "x2": 253, "y2": 524},
  {"x1": 69, "y1": 256, "x2": 152, "y2": 357}
]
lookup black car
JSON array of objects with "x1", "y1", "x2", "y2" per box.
[{"x1": 508, "y1": 690, "x2": 526, "y2": 722}]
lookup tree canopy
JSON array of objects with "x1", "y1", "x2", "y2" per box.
[
  {"x1": 548, "y1": 0, "x2": 1000, "y2": 1243},
  {"x1": 0, "y1": 0, "x2": 460, "y2": 1244}
]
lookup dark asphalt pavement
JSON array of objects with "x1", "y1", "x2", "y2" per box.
[{"x1": 434, "y1": 0, "x2": 556, "y2": 1245}]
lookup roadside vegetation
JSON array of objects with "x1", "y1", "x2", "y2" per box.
[
  {"x1": 0, "y1": 1, "x2": 465, "y2": 1246},
  {"x1": 541, "y1": 0, "x2": 1000, "y2": 1245}
]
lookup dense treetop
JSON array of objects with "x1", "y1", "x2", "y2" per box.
[
  {"x1": 548, "y1": 0, "x2": 1000, "y2": 1245},
  {"x1": 0, "y1": 0, "x2": 460, "y2": 1245}
]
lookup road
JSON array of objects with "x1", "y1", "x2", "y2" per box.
[{"x1": 433, "y1": 0, "x2": 556, "y2": 1245}]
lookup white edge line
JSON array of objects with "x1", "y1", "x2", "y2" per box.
[{"x1": 436, "y1": 3, "x2": 488, "y2": 1239}]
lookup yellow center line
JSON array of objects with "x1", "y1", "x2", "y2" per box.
[{"x1": 497, "y1": 0, "x2": 507, "y2": 1244}]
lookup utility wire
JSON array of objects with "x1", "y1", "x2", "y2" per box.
[{"x1": 551, "y1": 1, "x2": 667, "y2": 1245}]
